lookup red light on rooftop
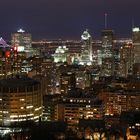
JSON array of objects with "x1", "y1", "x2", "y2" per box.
[
  {"x1": 14, "y1": 46, "x2": 17, "y2": 51},
  {"x1": 5, "y1": 51, "x2": 10, "y2": 58},
  {"x1": 96, "y1": 114, "x2": 101, "y2": 118}
]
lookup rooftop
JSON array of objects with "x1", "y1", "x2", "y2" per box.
[{"x1": 0, "y1": 76, "x2": 40, "y2": 88}]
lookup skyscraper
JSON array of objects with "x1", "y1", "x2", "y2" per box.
[
  {"x1": 132, "y1": 27, "x2": 140, "y2": 64},
  {"x1": 53, "y1": 46, "x2": 69, "y2": 63},
  {"x1": 119, "y1": 43, "x2": 133, "y2": 77},
  {"x1": 11, "y1": 29, "x2": 34, "y2": 58},
  {"x1": 132, "y1": 27, "x2": 140, "y2": 76},
  {"x1": 101, "y1": 30, "x2": 114, "y2": 77},
  {"x1": 0, "y1": 38, "x2": 12, "y2": 78},
  {"x1": 79, "y1": 29, "x2": 93, "y2": 65}
]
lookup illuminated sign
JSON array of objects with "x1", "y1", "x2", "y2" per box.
[{"x1": 17, "y1": 46, "x2": 24, "y2": 52}]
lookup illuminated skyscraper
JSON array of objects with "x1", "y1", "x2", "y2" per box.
[
  {"x1": 132, "y1": 27, "x2": 140, "y2": 76},
  {"x1": 79, "y1": 29, "x2": 93, "y2": 65},
  {"x1": 53, "y1": 46, "x2": 68, "y2": 63},
  {"x1": 101, "y1": 30, "x2": 114, "y2": 77},
  {"x1": 132, "y1": 27, "x2": 140, "y2": 63},
  {"x1": 119, "y1": 43, "x2": 133, "y2": 77},
  {"x1": 11, "y1": 29, "x2": 34, "y2": 58},
  {"x1": 0, "y1": 38, "x2": 12, "y2": 78}
]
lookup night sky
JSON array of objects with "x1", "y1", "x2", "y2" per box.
[{"x1": 0, "y1": 0, "x2": 140, "y2": 40}]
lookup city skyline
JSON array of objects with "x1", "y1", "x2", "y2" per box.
[
  {"x1": 0, "y1": 0, "x2": 140, "y2": 40},
  {"x1": 0, "y1": 1, "x2": 140, "y2": 138}
]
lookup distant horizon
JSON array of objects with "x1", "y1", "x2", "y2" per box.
[{"x1": 1, "y1": 28, "x2": 134, "y2": 42}]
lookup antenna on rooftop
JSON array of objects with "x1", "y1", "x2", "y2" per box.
[
  {"x1": 132, "y1": 18, "x2": 135, "y2": 29},
  {"x1": 104, "y1": 13, "x2": 107, "y2": 29}
]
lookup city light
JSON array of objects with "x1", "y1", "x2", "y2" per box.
[{"x1": 17, "y1": 28, "x2": 25, "y2": 33}]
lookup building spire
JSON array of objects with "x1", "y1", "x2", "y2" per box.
[
  {"x1": 132, "y1": 18, "x2": 135, "y2": 29},
  {"x1": 104, "y1": 13, "x2": 107, "y2": 29}
]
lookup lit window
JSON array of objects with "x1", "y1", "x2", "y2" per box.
[
  {"x1": 70, "y1": 99, "x2": 73, "y2": 102},
  {"x1": 86, "y1": 105, "x2": 91, "y2": 108},
  {"x1": 20, "y1": 99, "x2": 25, "y2": 101}
]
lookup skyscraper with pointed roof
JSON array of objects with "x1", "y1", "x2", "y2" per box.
[{"x1": 79, "y1": 29, "x2": 93, "y2": 65}]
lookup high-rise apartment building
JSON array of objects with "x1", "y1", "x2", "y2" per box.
[
  {"x1": 99, "y1": 90, "x2": 140, "y2": 115},
  {"x1": 0, "y1": 77, "x2": 42, "y2": 126},
  {"x1": 56, "y1": 90, "x2": 105, "y2": 128},
  {"x1": 101, "y1": 30, "x2": 114, "y2": 77}
]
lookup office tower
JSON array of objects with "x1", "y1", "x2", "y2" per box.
[
  {"x1": 113, "y1": 46, "x2": 120, "y2": 76},
  {"x1": 132, "y1": 27, "x2": 140, "y2": 76},
  {"x1": 101, "y1": 30, "x2": 114, "y2": 77},
  {"x1": 0, "y1": 37, "x2": 32, "y2": 77},
  {"x1": 11, "y1": 29, "x2": 34, "y2": 58},
  {"x1": 43, "y1": 94, "x2": 61, "y2": 121},
  {"x1": 0, "y1": 38, "x2": 12, "y2": 78},
  {"x1": 60, "y1": 72, "x2": 76, "y2": 94},
  {"x1": 0, "y1": 77, "x2": 42, "y2": 126},
  {"x1": 79, "y1": 29, "x2": 93, "y2": 65},
  {"x1": 132, "y1": 27, "x2": 140, "y2": 63},
  {"x1": 53, "y1": 46, "x2": 69, "y2": 63},
  {"x1": 41, "y1": 58, "x2": 57, "y2": 95},
  {"x1": 92, "y1": 48, "x2": 102, "y2": 66},
  {"x1": 75, "y1": 69, "x2": 92, "y2": 89},
  {"x1": 11, "y1": 29, "x2": 37, "y2": 75},
  {"x1": 21, "y1": 59, "x2": 33, "y2": 73},
  {"x1": 119, "y1": 43, "x2": 133, "y2": 77}
]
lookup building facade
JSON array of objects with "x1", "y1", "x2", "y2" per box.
[
  {"x1": 11, "y1": 29, "x2": 34, "y2": 58},
  {"x1": 101, "y1": 30, "x2": 114, "y2": 76},
  {"x1": 0, "y1": 77, "x2": 42, "y2": 126},
  {"x1": 132, "y1": 27, "x2": 140, "y2": 76},
  {"x1": 80, "y1": 29, "x2": 93, "y2": 65}
]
